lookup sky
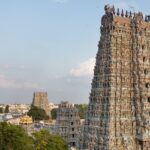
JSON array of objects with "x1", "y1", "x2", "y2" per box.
[{"x1": 0, "y1": 0, "x2": 149, "y2": 104}]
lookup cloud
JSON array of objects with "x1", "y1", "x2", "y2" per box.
[
  {"x1": 3, "y1": 64, "x2": 11, "y2": 69},
  {"x1": 70, "y1": 58, "x2": 95, "y2": 77},
  {"x1": 0, "y1": 74, "x2": 40, "y2": 89},
  {"x1": 1, "y1": 64, "x2": 26, "y2": 70},
  {"x1": 47, "y1": 74, "x2": 66, "y2": 80},
  {"x1": 0, "y1": 74, "x2": 14, "y2": 88}
]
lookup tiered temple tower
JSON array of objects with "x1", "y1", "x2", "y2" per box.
[
  {"x1": 80, "y1": 5, "x2": 150, "y2": 150},
  {"x1": 32, "y1": 92, "x2": 51, "y2": 117},
  {"x1": 56, "y1": 101, "x2": 80, "y2": 149}
]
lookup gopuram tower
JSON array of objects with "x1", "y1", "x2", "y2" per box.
[
  {"x1": 32, "y1": 92, "x2": 51, "y2": 117},
  {"x1": 80, "y1": 5, "x2": 150, "y2": 150}
]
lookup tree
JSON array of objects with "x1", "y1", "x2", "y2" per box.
[
  {"x1": 0, "y1": 123, "x2": 68, "y2": 150},
  {"x1": 51, "y1": 108, "x2": 58, "y2": 120},
  {"x1": 0, "y1": 107, "x2": 3, "y2": 113},
  {"x1": 27, "y1": 105, "x2": 49, "y2": 121},
  {"x1": 0, "y1": 122, "x2": 34, "y2": 150},
  {"x1": 4, "y1": 105, "x2": 9, "y2": 113},
  {"x1": 33, "y1": 129, "x2": 68, "y2": 150},
  {"x1": 76, "y1": 104, "x2": 88, "y2": 119}
]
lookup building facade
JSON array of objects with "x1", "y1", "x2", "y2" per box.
[
  {"x1": 32, "y1": 92, "x2": 51, "y2": 117},
  {"x1": 56, "y1": 101, "x2": 80, "y2": 149},
  {"x1": 81, "y1": 5, "x2": 150, "y2": 150}
]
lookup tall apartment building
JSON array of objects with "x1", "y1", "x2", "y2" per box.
[
  {"x1": 32, "y1": 92, "x2": 51, "y2": 117},
  {"x1": 80, "y1": 5, "x2": 150, "y2": 150},
  {"x1": 56, "y1": 101, "x2": 80, "y2": 149}
]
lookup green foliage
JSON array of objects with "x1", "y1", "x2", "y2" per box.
[
  {"x1": 51, "y1": 108, "x2": 58, "y2": 120},
  {"x1": 76, "y1": 104, "x2": 88, "y2": 119},
  {"x1": 33, "y1": 129, "x2": 68, "y2": 150},
  {"x1": 47, "y1": 134, "x2": 68, "y2": 150},
  {"x1": 0, "y1": 107, "x2": 3, "y2": 113},
  {"x1": 4, "y1": 105, "x2": 9, "y2": 113},
  {"x1": 27, "y1": 105, "x2": 49, "y2": 121},
  {"x1": 0, "y1": 123, "x2": 68, "y2": 150},
  {"x1": 0, "y1": 122, "x2": 34, "y2": 150}
]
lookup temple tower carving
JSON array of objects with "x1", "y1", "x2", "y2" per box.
[{"x1": 80, "y1": 5, "x2": 150, "y2": 150}]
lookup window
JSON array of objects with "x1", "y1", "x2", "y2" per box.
[
  {"x1": 144, "y1": 69, "x2": 148, "y2": 75},
  {"x1": 138, "y1": 141, "x2": 143, "y2": 149},
  {"x1": 72, "y1": 142, "x2": 75, "y2": 146},
  {"x1": 142, "y1": 45, "x2": 145, "y2": 50},
  {"x1": 148, "y1": 97, "x2": 150, "y2": 103},
  {"x1": 145, "y1": 83, "x2": 149, "y2": 88},
  {"x1": 71, "y1": 122, "x2": 73, "y2": 125}
]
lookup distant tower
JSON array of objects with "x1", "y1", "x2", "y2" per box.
[
  {"x1": 56, "y1": 101, "x2": 81, "y2": 149},
  {"x1": 32, "y1": 92, "x2": 50, "y2": 117},
  {"x1": 80, "y1": 4, "x2": 150, "y2": 150}
]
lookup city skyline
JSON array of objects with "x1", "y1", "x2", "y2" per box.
[{"x1": 0, "y1": 0, "x2": 149, "y2": 104}]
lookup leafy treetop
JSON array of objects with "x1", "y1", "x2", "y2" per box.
[{"x1": 27, "y1": 105, "x2": 49, "y2": 121}]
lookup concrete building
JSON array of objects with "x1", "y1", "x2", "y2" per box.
[
  {"x1": 81, "y1": 5, "x2": 150, "y2": 150},
  {"x1": 56, "y1": 101, "x2": 80, "y2": 149},
  {"x1": 32, "y1": 92, "x2": 51, "y2": 117},
  {"x1": 0, "y1": 114, "x2": 4, "y2": 122},
  {"x1": 49, "y1": 102, "x2": 58, "y2": 110},
  {"x1": 6, "y1": 117, "x2": 20, "y2": 125},
  {"x1": 9, "y1": 104, "x2": 30, "y2": 114}
]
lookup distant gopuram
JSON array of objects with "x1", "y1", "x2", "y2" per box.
[
  {"x1": 32, "y1": 92, "x2": 51, "y2": 117},
  {"x1": 56, "y1": 101, "x2": 81, "y2": 149},
  {"x1": 80, "y1": 4, "x2": 150, "y2": 150}
]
